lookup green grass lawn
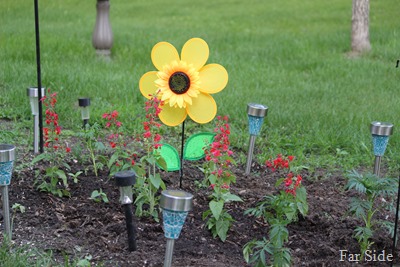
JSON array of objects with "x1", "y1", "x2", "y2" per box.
[{"x1": 1, "y1": 0, "x2": 400, "y2": 172}]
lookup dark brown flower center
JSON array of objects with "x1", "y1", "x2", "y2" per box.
[{"x1": 169, "y1": 72, "x2": 190, "y2": 94}]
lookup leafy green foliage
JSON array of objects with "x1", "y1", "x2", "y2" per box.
[
  {"x1": 132, "y1": 95, "x2": 166, "y2": 222},
  {"x1": 201, "y1": 116, "x2": 241, "y2": 242},
  {"x1": 76, "y1": 123, "x2": 106, "y2": 177},
  {"x1": 244, "y1": 155, "x2": 308, "y2": 266},
  {"x1": 345, "y1": 170, "x2": 398, "y2": 259},
  {"x1": 90, "y1": 189, "x2": 109, "y2": 203}
]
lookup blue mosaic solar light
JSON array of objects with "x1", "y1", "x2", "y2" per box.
[
  {"x1": 0, "y1": 144, "x2": 15, "y2": 186},
  {"x1": 0, "y1": 144, "x2": 16, "y2": 239},
  {"x1": 160, "y1": 190, "x2": 193, "y2": 239},
  {"x1": 371, "y1": 121, "x2": 393, "y2": 156},
  {"x1": 247, "y1": 103, "x2": 268, "y2": 136},
  {"x1": 160, "y1": 189, "x2": 193, "y2": 267},
  {"x1": 370, "y1": 121, "x2": 393, "y2": 177},
  {"x1": 246, "y1": 103, "x2": 268, "y2": 175}
]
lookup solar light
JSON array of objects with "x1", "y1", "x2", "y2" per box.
[
  {"x1": 160, "y1": 189, "x2": 193, "y2": 267},
  {"x1": 245, "y1": 103, "x2": 268, "y2": 175},
  {"x1": 370, "y1": 121, "x2": 393, "y2": 177},
  {"x1": 0, "y1": 144, "x2": 16, "y2": 239},
  {"x1": 115, "y1": 170, "x2": 137, "y2": 251},
  {"x1": 27, "y1": 87, "x2": 45, "y2": 153},
  {"x1": 78, "y1": 98, "x2": 91, "y2": 128}
]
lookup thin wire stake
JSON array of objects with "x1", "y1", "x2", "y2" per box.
[
  {"x1": 179, "y1": 120, "x2": 185, "y2": 188},
  {"x1": 34, "y1": 0, "x2": 44, "y2": 153},
  {"x1": 390, "y1": 173, "x2": 400, "y2": 267}
]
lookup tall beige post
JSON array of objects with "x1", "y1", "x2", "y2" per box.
[{"x1": 92, "y1": 0, "x2": 113, "y2": 56}]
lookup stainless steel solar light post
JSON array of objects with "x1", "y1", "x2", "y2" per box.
[
  {"x1": 78, "y1": 98, "x2": 91, "y2": 128},
  {"x1": 27, "y1": 87, "x2": 45, "y2": 154},
  {"x1": 0, "y1": 144, "x2": 16, "y2": 239},
  {"x1": 160, "y1": 189, "x2": 193, "y2": 267},
  {"x1": 370, "y1": 121, "x2": 393, "y2": 177},
  {"x1": 115, "y1": 170, "x2": 137, "y2": 251},
  {"x1": 245, "y1": 103, "x2": 268, "y2": 174}
]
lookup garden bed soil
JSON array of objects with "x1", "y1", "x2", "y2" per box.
[{"x1": 1, "y1": 153, "x2": 399, "y2": 266}]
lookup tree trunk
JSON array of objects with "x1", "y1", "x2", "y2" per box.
[{"x1": 351, "y1": 0, "x2": 371, "y2": 53}]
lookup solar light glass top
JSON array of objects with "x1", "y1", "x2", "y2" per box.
[
  {"x1": 27, "y1": 87, "x2": 45, "y2": 115},
  {"x1": 247, "y1": 103, "x2": 268, "y2": 136},
  {"x1": 370, "y1": 121, "x2": 393, "y2": 156},
  {"x1": 0, "y1": 145, "x2": 16, "y2": 186},
  {"x1": 78, "y1": 98, "x2": 91, "y2": 120},
  {"x1": 115, "y1": 170, "x2": 136, "y2": 205},
  {"x1": 160, "y1": 190, "x2": 193, "y2": 239}
]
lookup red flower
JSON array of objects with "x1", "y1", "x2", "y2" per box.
[
  {"x1": 154, "y1": 134, "x2": 161, "y2": 142},
  {"x1": 66, "y1": 147, "x2": 71, "y2": 153},
  {"x1": 111, "y1": 110, "x2": 118, "y2": 118},
  {"x1": 143, "y1": 131, "x2": 151, "y2": 138},
  {"x1": 110, "y1": 142, "x2": 116, "y2": 148}
]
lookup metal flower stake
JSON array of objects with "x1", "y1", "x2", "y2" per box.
[
  {"x1": 0, "y1": 144, "x2": 16, "y2": 239},
  {"x1": 115, "y1": 170, "x2": 137, "y2": 251},
  {"x1": 370, "y1": 121, "x2": 393, "y2": 177},
  {"x1": 245, "y1": 103, "x2": 268, "y2": 174},
  {"x1": 27, "y1": 87, "x2": 45, "y2": 153},
  {"x1": 78, "y1": 98, "x2": 91, "y2": 128},
  {"x1": 160, "y1": 189, "x2": 193, "y2": 267}
]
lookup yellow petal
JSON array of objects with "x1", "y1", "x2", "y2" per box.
[
  {"x1": 198, "y1": 64, "x2": 228, "y2": 94},
  {"x1": 159, "y1": 104, "x2": 187, "y2": 127},
  {"x1": 181, "y1": 38, "x2": 209, "y2": 71},
  {"x1": 183, "y1": 94, "x2": 192, "y2": 105},
  {"x1": 169, "y1": 94, "x2": 178, "y2": 107},
  {"x1": 187, "y1": 93, "x2": 217, "y2": 124},
  {"x1": 139, "y1": 71, "x2": 159, "y2": 99},
  {"x1": 176, "y1": 95, "x2": 184, "y2": 108},
  {"x1": 151, "y1": 42, "x2": 180, "y2": 71}
]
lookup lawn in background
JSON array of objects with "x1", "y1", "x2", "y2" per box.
[{"x1": 1, "y1": 0, "x2": 400, "y2": 172}]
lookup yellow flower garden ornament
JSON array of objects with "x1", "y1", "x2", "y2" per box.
[{"x1": 139, "y1": 38, "x2": 228, "y2": 126}]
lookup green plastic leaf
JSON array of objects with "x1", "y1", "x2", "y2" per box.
[
  {"x1": 156, "y1": 143, "x2": 180, "y2": 171},
  {"x1": 183, "y1": 132, "x2": 215, "y2": 161}
]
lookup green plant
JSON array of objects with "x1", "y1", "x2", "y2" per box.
[
  {"x1": 32, "y1": 90, "x2": 74, "y2": 197},
  {"x1": 102, "y1": 110, "x2": 138, "y2": 177},
  {"x1": 76, "y1": 122, "x2": 106, "y2": 177},
  {"x1": 345, "y1": 170, "x2": 397, "y2": 260},
  {"x1": 201, "y1": 116, "x2": 242, "y2": 242},
  {"x1": 90, "y1": 189, "x2": 109, "y2": 203},
  {"x1": 244, "y1": 154, "x2": 308, "y2": 266},
  {"x1": 68, "y1": 171, "x2": 83, "y2": 184},
  {"x1": 11, "y1": 203, "x2": 25, "y2": 232},
  {"x1": 133, "y1": 94, "x2": 166, "y2": 221}
]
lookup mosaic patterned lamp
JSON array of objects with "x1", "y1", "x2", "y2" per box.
[
  {"x1": 370, "y1": 121, "x2": 393, "y2": 177},
  {"x1": 115, "y1": 170, "x2": 137, "y2": 251},
  {"x1": 27, "y1": 87, "x2": 45, "y2": 153},
  {"x1": 160, "y1": 189, "x2": 193, "y2": 267},
  {"x1": 78, "y1": 98, "x2": 91, "y2": 128},
  {"x1": 245, "y1": 103, "x2": 268, "y2": 174},
  {"x1": 0, "y1": 144, "x2": 16, "y2": 239}
]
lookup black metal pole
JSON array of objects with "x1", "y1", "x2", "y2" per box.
[
  {"x1": 34, "y1": 0, "x2": 44, "y2": 153},
  {"x1": 390, "y1": 174, "x2": 400, "y2": 267},
  {"x1": 179, "y1": 121, "x2": 185, "y2": 188},
  {"x1": 123, "y1": 204, "x2": 137, "y2": 251},
  {"x1": 83, "y1": 119, "x2": 89, "y2": 129}
]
